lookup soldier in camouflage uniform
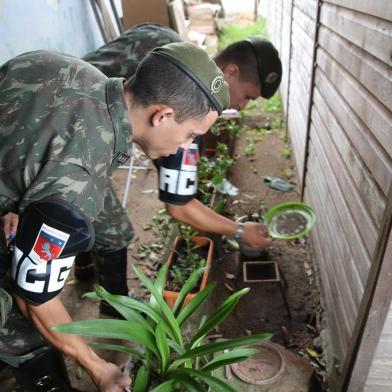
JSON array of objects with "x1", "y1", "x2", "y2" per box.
[
  {"x1": 75, "y1": 24, "x2": 281, "y2": 306},
  {"x1": 0, "y1": 42, "x2": 230, "y2": 391}
]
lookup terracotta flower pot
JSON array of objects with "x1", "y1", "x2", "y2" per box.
[{"x1": 163, "y1": 236, "x2": 214, "y2": 308}]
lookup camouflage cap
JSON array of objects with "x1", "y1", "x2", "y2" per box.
[
  {"x1": 245, "y1": 36, "x2": 282, "y2": 99},
  {"x1": 152, "y1": 42, "x2": 230, "y2": 114}
]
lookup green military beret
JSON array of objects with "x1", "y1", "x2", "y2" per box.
[
  {"x1": 245, "y1": 36, "x2": 282, "y2": 99},
  {"x1": 152, "y1": 42, "x2": 230, "y2": 114}
]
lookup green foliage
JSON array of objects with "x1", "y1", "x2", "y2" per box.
[
  {"x1": 218, "y1": 18, "x2": 268, "y2": 49},
  {"x1": 271, "y1": 117, "x2": 283, "y2": 129},
  {"x1": 282, "y1": 147, "x2": 292, "y2": 159},
  {"x1": 210, "y1": 118, "x2": 241, "y2": 140},
  {"x1": 168, "y1": 225, "x2": 206, "y2": 292},
  {"x1": 244, "y1": 142, "x2": 256, "y2": 157},
  {"x1": 197, "y1": 143, "x2": 234, "y2": 206},
  {"x1": 53, "y1": 265, "x2": 272, "y2": 391},
  {"x1": 262, "y1": 94, "x2": 282, "y2": 113}
]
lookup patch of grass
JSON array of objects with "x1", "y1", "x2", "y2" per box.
[
  {"x1": 262, "y1": 94, "x2": 282, "y2": 113},
  {"x1": 218, "y1": 18, "x2": 268, "y2": 49}
]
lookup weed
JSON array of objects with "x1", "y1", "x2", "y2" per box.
[
  {"x1": 262, "y1": 94, "x2": 282, "y2": 113},
  {"x1": 282, "y1": 147, "x2": 292, "y2": 159}
]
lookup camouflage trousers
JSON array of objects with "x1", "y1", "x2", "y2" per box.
[{"x1": 92, "y1": 178, "x2": 134, "y2": 253}]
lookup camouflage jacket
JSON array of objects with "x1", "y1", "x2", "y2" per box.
[
  {"x1": 83, "y1": 24, "x2": 182, "y2": 80},
  {"x1": 0, "y1": 50, "x2": 132, "y2": 219}
]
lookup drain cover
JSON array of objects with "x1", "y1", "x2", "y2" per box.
[{"x1": 230, "y1": 342, "x2": 285, "y2": 385}]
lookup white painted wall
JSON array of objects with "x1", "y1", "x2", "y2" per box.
[{"x1": 0, "y1": 0, "x2": 105, "y2": 64}]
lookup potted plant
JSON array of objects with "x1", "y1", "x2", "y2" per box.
[
  {"x1": 53, "y1": 265, "x2": 272, "y2": 391},
  {"x1": 163, "y1": 224, "x2": 214, "y2": 308}
]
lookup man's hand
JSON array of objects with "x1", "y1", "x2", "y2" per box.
[
  {"x1": 0, "y1": 212, "x2": 19, "y2": 240},
  {"x1": 92, "y1": 360, "x2": 132, "y2": 392},
  {"x1": 241, "y1": 222, "x2": 272, "y2": 248}
]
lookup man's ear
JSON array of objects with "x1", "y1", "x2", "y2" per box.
[
  {"x1": 150, "y1": 105, "x2": 175, "y2": 127},
  {"x1": 222, "y1": 63, "x2": 240, "y2": 79}
]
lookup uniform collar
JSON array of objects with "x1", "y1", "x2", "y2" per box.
[{"x1": 106, "y1": 78, "x2": 132, "y2": 167}]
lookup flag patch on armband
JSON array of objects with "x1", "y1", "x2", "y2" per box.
[
  {"x1": 32, "y1": 224, "x2": 70, "y2": 261},
  {"x1": 181, "y1": 144, "x2": 199, "y2": 171}
]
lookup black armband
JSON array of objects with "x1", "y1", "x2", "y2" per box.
[
  {"x1": 10, "y1": 197, "x2": 94, "y2": 305},
  {"x1": 155, "y1": 143, "x2": 199, "y2": 205}
]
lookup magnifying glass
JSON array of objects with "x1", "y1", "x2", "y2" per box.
[{"x1": 264, "y1": 202, "x2": 316, "y2": 240}]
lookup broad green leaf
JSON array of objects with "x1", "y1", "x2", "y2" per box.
[
  {"x1": 150, "y1": 264, "x2": 168, "y2": 310},
  {"x1": 133, "y1": 366, "x2": 150, "y2": 392},
  {"x1": 132, "y1": 265, "x2": 183, "y2": 346},
  {"x1": 170, "y1": 369, "x2": 236, "y2": 392},
  {"x1": 82, "y1": 291, "x2": 99, "y2": 300},
  {"x1": 94, "y1": 289, "x2": 176, "y2": 342},
  {"x1": 88, "y1": 343, "x2": 145, "y2": 362},
  {"x1": 189, "y1": 288, "x2": 250, "y2": 346},
  {"x1": 201, "y1": 348, "x2": 258, "y2": 372},
  {"x1": 177, "y1": 374, "x2": 205, "y2": 392},
  {"x1": 172, "y1": 267, "x2": 205, "y2": 316},
  {"x1": 52, "y1": 319, "x2": 158, "y2": 356},
  {"x1": 94, "y1": 286, "x2": 153, "y2": 333},
  {"x1": 156, "y1": 322, "x2": 170, "y2": 373},
  {"x1": 171, "y1": 334, "x2": 272, "y2": 368},
  {"x1": 177, "y1": 283, "x2": 216, "y2": 327},
  {"x1": 168, "y1": 340, "x2": 185, "y2": 355},
  {"x1": 150, "y1": 379, "x2": 177, "y2": 392},
  {"x1": 211, "y1": 175, "x2": 224, "y2": 186}
]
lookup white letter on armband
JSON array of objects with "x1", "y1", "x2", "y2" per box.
[
  {"x1": 178, "y1": 171, "x2": 197, "y2": 195},
  {"x1": 160, "y1": 167, "x2": 179, "y2": 194}
]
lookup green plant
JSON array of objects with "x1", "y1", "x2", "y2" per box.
[
  {"x1": 210, "y1": 118, "x2": 241, "y2": 140},
  {"x1": 244, "y1": 142, "x2": 256, "y2": 157},
  {"x1": 271, "y1": 117, "x2": 283, "y2": 129},
  {"x1": 197, "y1": 143, "x2": 235, "y2": 205},
  {"x1": 168, "y1": 225, "x2": 206, "y2": 291},
  {"x1": 53, "y1": 266, "x2": 272, "y2": 391},
  {"x1": 282, "y1": 147, "x2": 292, "y2": 159},
  {"x1": 262, "y1": 94, "x2": 282, "y2": 113},
  {"x1": 218, "y1": 18, "x2": 268, "y2": 49}
]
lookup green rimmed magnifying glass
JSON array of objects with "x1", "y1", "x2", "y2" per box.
[{"x1": 264, "y1": 202, "x2": 316, "y2": 240}]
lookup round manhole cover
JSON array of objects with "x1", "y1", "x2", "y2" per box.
[{"x1": 230, "y1": 342, "x2": 285, "y2": 385}]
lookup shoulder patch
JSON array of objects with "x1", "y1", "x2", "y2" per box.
[
  {"x1": 31, "y1": 224, "x2": 70, "y2": 262},
  {"x1": 181, "y1": 144, "x2": 199, "y2": 172}
]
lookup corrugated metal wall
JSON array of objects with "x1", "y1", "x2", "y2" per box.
[{"x1": 263, "y1": 0, "x2": 392, "y2": 388}]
